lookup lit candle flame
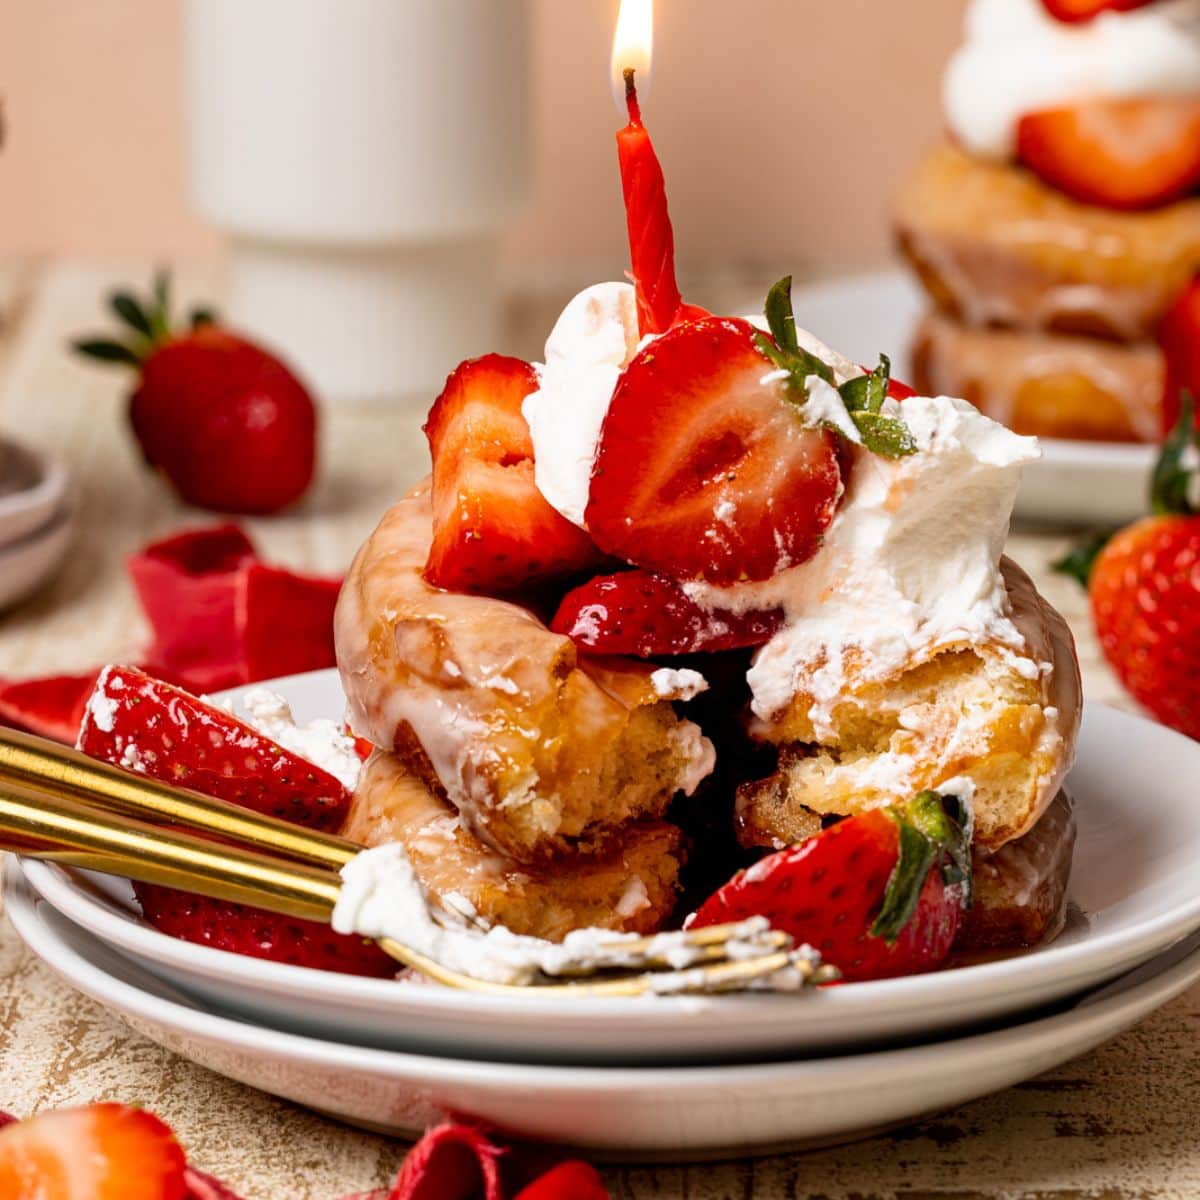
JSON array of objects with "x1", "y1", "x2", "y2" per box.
[{"x1": 611, "y1": 0, "x2": 653, "y2": 116}]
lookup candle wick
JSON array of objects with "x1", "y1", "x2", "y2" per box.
[{"x1": 623, "y1": 67, "x2": 643, "y2": 125}]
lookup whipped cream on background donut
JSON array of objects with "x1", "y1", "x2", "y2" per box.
[
  {"x1": 944, "y1": 0, "x2": 1200, "y2": 158},
  {"x1": 522, "y1": 283, "x2": 1042, "y2": 736}
]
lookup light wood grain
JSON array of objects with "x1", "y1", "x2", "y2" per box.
[{"x1": 0, "y1": 261, "x2": 1185, "y2": 1199}]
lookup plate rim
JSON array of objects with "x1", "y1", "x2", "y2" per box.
[
  {"x1": 17, "y1": 670, "x2": 1200, "y2": 1024},
  {"x1": 9, "y1": 856, "x2": 1200, "y2": 1088}
]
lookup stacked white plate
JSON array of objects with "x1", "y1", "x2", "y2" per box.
[
  {"x1": 788, "y1": 271, "x2": 1155, "y2": 526},
  {"x1": 9, "y1": 670, "x2": 1200, "y2": 1159},
  {"x1": 0, "y1": 438, "x2": 75, "y2": 611}
]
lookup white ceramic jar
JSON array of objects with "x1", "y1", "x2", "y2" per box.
[{"x1": 184, "y1": 0, "x2": 532, "y2": 405}]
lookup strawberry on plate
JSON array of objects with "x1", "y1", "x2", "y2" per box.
[
  {"x1": 586, "y1": 278, "x2": 914, "y2": 586},
  {"x1": 550, "y1": 569, "x2": 782, "y2": 656},
  {"x1": 1016, "y1": 97, "x2": 1200, "y2": 210},
  {"x1": 1039, "y1": 0, "x2": 1152, "y2": 20},
  {"x1": 1160, "y1": 277, "x2": 1200, "y2": 436},
  {"x1": 424, "y1": 354, "x2": 602, "y2": 594},
  {"x1": 690, "y1": 791, "x2": 971, "y2": 982},
  {"x1": 0, "y1": 1103, "x2": 187, "y2": 1200},
  {"x1": 1059, "y1": 398, "x2": 1200, "y2": 739},
  {"x1": 77, "y1": 665, "x2": 351, "y2": 832},
  {"x1": 73, "y1": 273, "x2": 316, "y2": 514},
  {"x1": 132, "y1": 884, "x2": 395, "y2": 978},
  {"x1": 78, "y1": 665, "x2": 394, "y2": 976}
]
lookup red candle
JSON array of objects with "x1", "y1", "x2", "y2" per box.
[{"x1": 616, "y1": 68, "x2": 684, "y2": 337}]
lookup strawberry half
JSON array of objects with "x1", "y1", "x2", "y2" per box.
[
  {"x1": 424, "y1": 354, "x2": 601, "y2": 594},
  {"x1": 77, "y1": 665, "x2": 394, "y2": 976},
  {"x1": 1016, "y1": 98, "x2": 1200, "y2": 210},
  {"x1": 1160, "y1": 277, "x2": 1200, "y2": 436},
  {"x1": 77, "y1": 665, "x2": 351, "y2": 832},
  {"x1": 0, "y1": 1103, "x2": 187, "y2": 1200},
  {"x1": 690, "y1": 792, "x2": 971, "y2": 982},
  {"x1": 550, "y1": 569, "x2": 782, "y2": 656},
  {"x1": 1039, "y1": 0, "x2": 1152, "y2": 21},
  {"x1": 586, "y1": 317, "x2": 842, "y2": 584}
]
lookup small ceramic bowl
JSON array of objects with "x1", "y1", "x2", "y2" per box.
[
  {"x1": 0, "y1": 502, "x2": 76, "y2": 613},
  {"x1": 0, "y1": 439, "x2": 72, "y2": 550}
]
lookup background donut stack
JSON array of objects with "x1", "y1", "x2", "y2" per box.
[{"x1": 895, "y1": 0, "x2": 1200, "y2": 444}]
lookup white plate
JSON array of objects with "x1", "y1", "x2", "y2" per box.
[
  {"x1": 0, "y1": 502, "x2": 76, "y2": 613},
  {"x1": 8, "y1": 862, "x2": 1200, "y2": 1160},
  {"x1": 789, "y1": 269, "x2": 1155, "y2": 526},
  {"x1": 20, "y1": 670, "x2": 1200, "y2": 1065},
  {"x1": 0, "y1": 438, "x2": 71, "y2": 549}
]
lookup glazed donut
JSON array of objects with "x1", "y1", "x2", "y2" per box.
[
  {"x1": 334, "y1": 482, "x2": 713, "y2": 865},
  {"x1": 911, "y1": 310, "x2": 1163, "y2": 443},
  {"x1": 896, "y1": 144, "x2": 1200, "y2": 343},
  {"x1": 736, "y1": 558, "x2": 1081, "y2": 855}
]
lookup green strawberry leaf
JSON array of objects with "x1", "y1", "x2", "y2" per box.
[
  {"x1": 70, "y1": 338, "x2": 142, "y2": 368},
  {"x1": 190, "y1": 307, "x2": 217, "y2": 329},
  {"x1": 850, "y1": 410, "x2": 917, "y2": 458},
  {"x1": 872, "y1": 791, "x2": 971, "y2": 943},
  {"x1": 1150, "y1": 392, "x2": 1199, "y2": 517},
  {"x1": 755, "y1": 278, "x2": 914, "y2": 459},
  {"x1": 1052, "y1": 529, "x2": 1115, "y2": 589},
  {"x1": 108, "y1": 292, "x2": 153, "y2": 339},
  {"x1": 839, "y1": 353, "x2": 890, "y2": 414}
]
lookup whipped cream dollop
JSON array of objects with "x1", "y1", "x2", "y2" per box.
[
  {"x1": 684, "y1": 394, "x2": 1041, "y2": 737},
  {"x1": 522, "y1": 281, "x2": 641, "y2": 527},
  {"x1": 944, "y1": 0, "x2": 1200, "y2": 158},
  {"x1": 240, "y1": 688, "x2": 363, "y2": 792},
  {"x1": 332, "y1": 842, "x2": 825, "y2": 992}
]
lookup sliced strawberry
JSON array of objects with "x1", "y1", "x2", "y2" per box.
[
  {"x1": 550, "y1": 569, "x2": 781, "y2": 657},
  {"x1": 132, "y1": 884, "x2": 395, "y2": 977},
  {"x1": 1160, "y1": 277, "x2": 1200, "y2": 436},
  {"x1": 1017, "y1": 97, "x2": 1200, "y2": 210},
  {"x1": 1039, "y1": 0, "x2": 1151, "y2": 21},
  {"x1": 77, "y1": 665, "x2": 351, "y2": 832},
  {"x1": 239, "y1": 564, "x2": 341, "y2": 682},
  {"x1": 690, "y1": 792, "x2": 970, "y2": 982},
  {"x1": 0, "y1": 1103, "x2": 187, "y2": 1200},
  {"x1": 0, "y1": 671, "x2": 101, "y2": 744},
  {"x1": 424, "y1": 354, "x2": 601, "y2": 594},
  {"x1": 586, "y1": 318, "x2": 841, "y2": 585},
  {"x1": 129, "y1": 524, "x2": 258, "y2": 693}
]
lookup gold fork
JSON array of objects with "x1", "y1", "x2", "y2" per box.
[{"x1": 0, "y1": 729, "x2": 833, "y2": 996}]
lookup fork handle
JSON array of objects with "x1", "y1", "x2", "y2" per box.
[
  {"x1": 0, "y1": 728, "x2": 360, "y2": 872},
  {"x1": 0, "y1": 778, "x2": 342, "y2": 923}
]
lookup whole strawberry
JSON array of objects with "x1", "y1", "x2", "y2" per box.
[
  {"x1": 1059, "y1": 396, "x2": 1200, "y2": 739},
  {"x1": 73, "y1": 273, "x2": 316, "y2": 514}
]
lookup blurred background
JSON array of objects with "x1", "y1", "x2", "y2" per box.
[{"x1": 1, "y1": 0, "x2": 960, "y2": 296}]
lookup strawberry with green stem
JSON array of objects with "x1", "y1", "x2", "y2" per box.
[
  {"x1": 585, "y1": 276, "x2": 915, "y2": 586},
  {"x1": 73, "y1": 272, "x2": 316, "y2": 515},
  {"x1": 1056, "y1": 395, "x2": 1200, "y2": 739},
  {"x1": 690, "y1": 791, "x2": 971, "y2": 982}
]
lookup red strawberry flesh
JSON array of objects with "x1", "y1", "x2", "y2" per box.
[
  {"x1": 77, "y1": 665, "x2": 351, "y2": 832},
  {"x1": 690, "y1": 801, "x2": 964, "y2": 982},
  {"x1": 424, "y1": 354, "x2": 601, "y2": 594},
  {"x1": 586, "y1": 317, "x2": 841, "y2": 585},
  {"x1": 551, "y1": 569, "x2": 782, "y2": 657}
]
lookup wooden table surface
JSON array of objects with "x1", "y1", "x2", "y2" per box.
[{"x1": 1, "y1": 260, "x2": 1195, "y2": 1198}]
